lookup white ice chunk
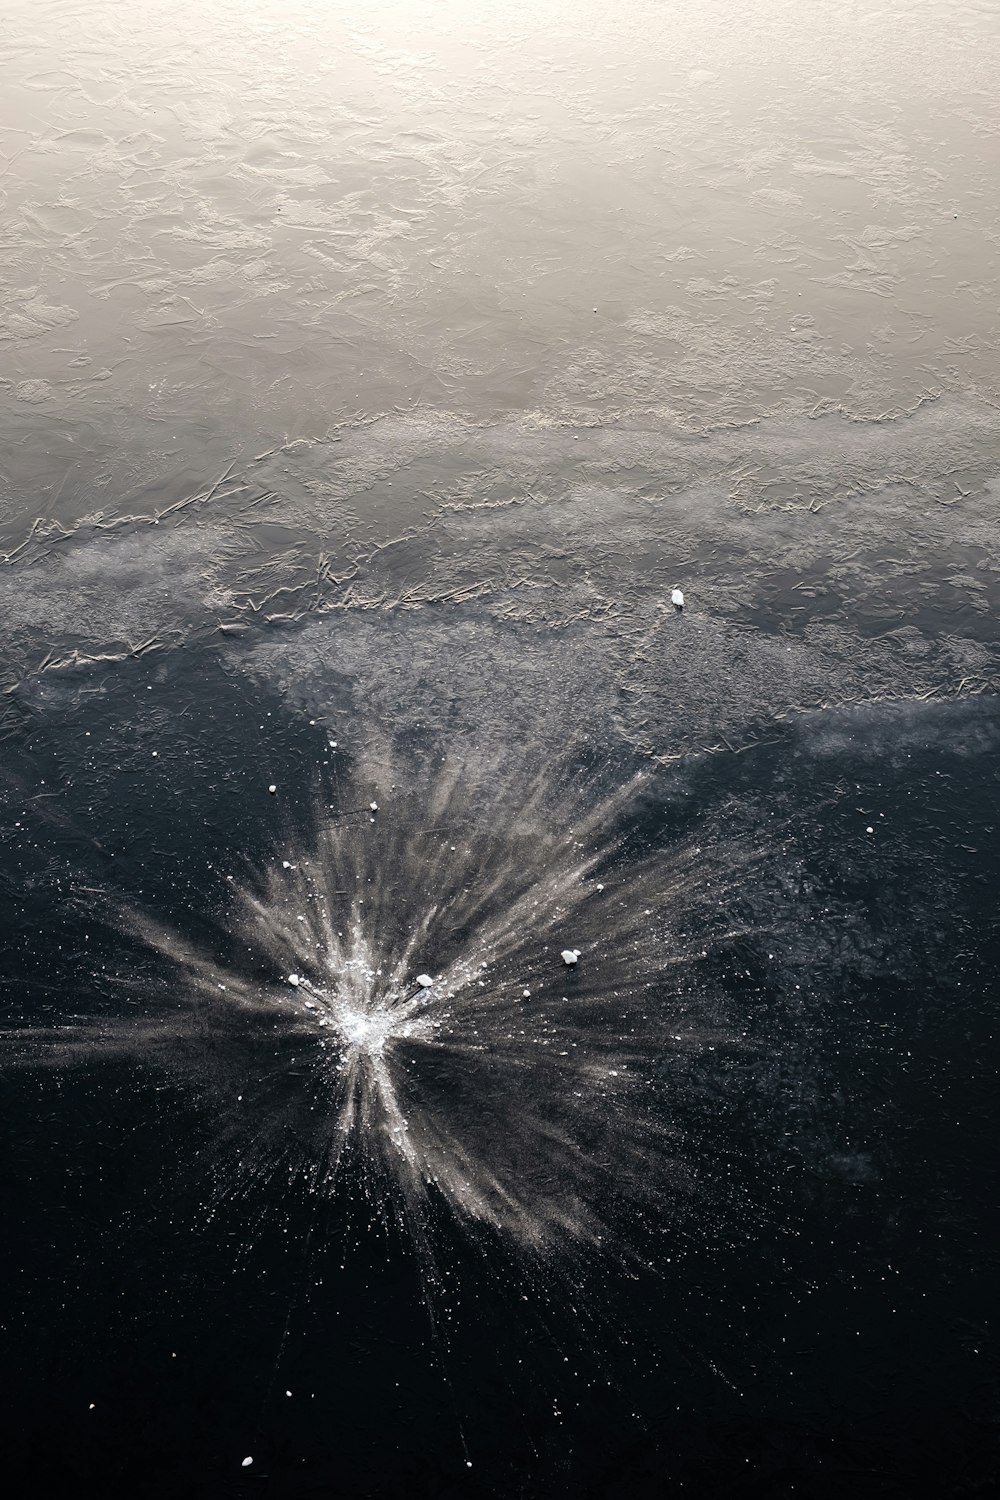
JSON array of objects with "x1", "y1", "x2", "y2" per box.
[
  {"x1": 561, "y1": 949, "x2": 580, "y2": 965},
  {"x1": 288, "y1": 974, "x2": 300, "y2": 987},
  {"x1": 370, "y1": 801, "x2": 378, "y2": 811},
  {"x1": 268, "y1": 784, "x2": 277, "y2": 794},
  {"x1": 416, "y1": 974, "x2": 434, "y2": 988},
  {"x1": 242, "y1": 1457, "x2": 253, "y2": 1467},
  {"x1": 671, "y1": 588, "x2": 684, "y2": 607}
]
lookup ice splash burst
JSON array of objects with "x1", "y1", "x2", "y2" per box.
[{"x1": 19, "y1": 753, "x2": 774, "y2": 1252}]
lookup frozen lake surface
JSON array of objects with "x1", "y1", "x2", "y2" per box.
[{"x1": 1, "y1": 1, "x2": 999, "y2": 1495}]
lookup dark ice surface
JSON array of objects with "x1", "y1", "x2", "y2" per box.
[{"x1": 1, "y1": 1, "x2": 999, "y2": 1496}]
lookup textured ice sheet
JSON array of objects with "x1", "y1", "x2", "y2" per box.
[{"x1": 2, "y1": 401, "x2": 996, "y2": 759}]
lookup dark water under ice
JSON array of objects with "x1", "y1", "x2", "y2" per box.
[{"x1": 2, "y1": 1, "x2": 1000, "y2": 1495}]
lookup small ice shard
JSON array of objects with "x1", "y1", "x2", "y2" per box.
[
  {"x1": 370, "y1": 801, "x2": 378, "y2": 811},
  {"x1": 288, "y1": 974, "x2": 300, "y2": 987},
  {"x1": 303, "y1": 1000, "x2": 317, "y2": 1010},
  {"x1": 268, "y1": 784, "x2": 277, "y2": 794},
  {"x1": 416, "y1": 974, "x2": 434, "y2": 988},
  {"x1": 242, "y1": 1457, "x2": 253, "y2": 1467},
  {"x1": 561, "y1": 949, "x2": 581, "y2": 966},
  {"x1": 596, "y1": 883, "x2": 605, "y2": 891},
  {"x1": 282, "y1": 860, "x2": 291, "y2": 868},
  {"x1": 671, "y1": 587, "x2": 684, "y2": 610}
]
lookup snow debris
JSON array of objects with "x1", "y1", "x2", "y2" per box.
[
  {"x1": 561, "y1": 949, "x2": 581, "y2": 966},
  {"x1": 288, "y1": 974, "x2": 300, "y2": 987},
  {"x1": 416, "y1": 974, "x2": 434, "y2": 988}
]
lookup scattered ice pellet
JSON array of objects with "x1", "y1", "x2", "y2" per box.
[
  {"x1": 561, "y1": 949, "x2": 580, "y2": 966},
  {"x1": 671, "y1": 588, "x2": 684, "y2": 608},
  {"x1": 596, "y1": 883, "x2": 605, "y2": 891},
  {"x1": 242, "y1": 1456, "x2": 253, "y2": 1467},
  {"x1": 268, "y1": 784, "x2": 277, "y2": 794},
  {"x1": 866, "y1": 826, "x2": 874, "y2": 834},
  {"x1": 288, "y1": 974, "x2": 300, "y2": 987},
  {"x1": 282, "y1": 860, "x2": 291, "y2": 868},
  {"x1": 416, "y1": 974, "x2": 434, "y2": 988},
  {"x1": 370, "y1": 801, "x2": 378, "y2": 811},
  {"x1": 285, "y1": 1390, "x2": 292, "y2": 1397},
  {"x1": 522, "y1": 988, "x2": 531, "y2": 997},
  {"x1": 304, "y1": 1000, "x2": 317, "y2": 1011}
]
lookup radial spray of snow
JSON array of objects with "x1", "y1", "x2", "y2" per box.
[{"x1": 10, "y1": 752, "x2": 773, "y2": 1252}]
